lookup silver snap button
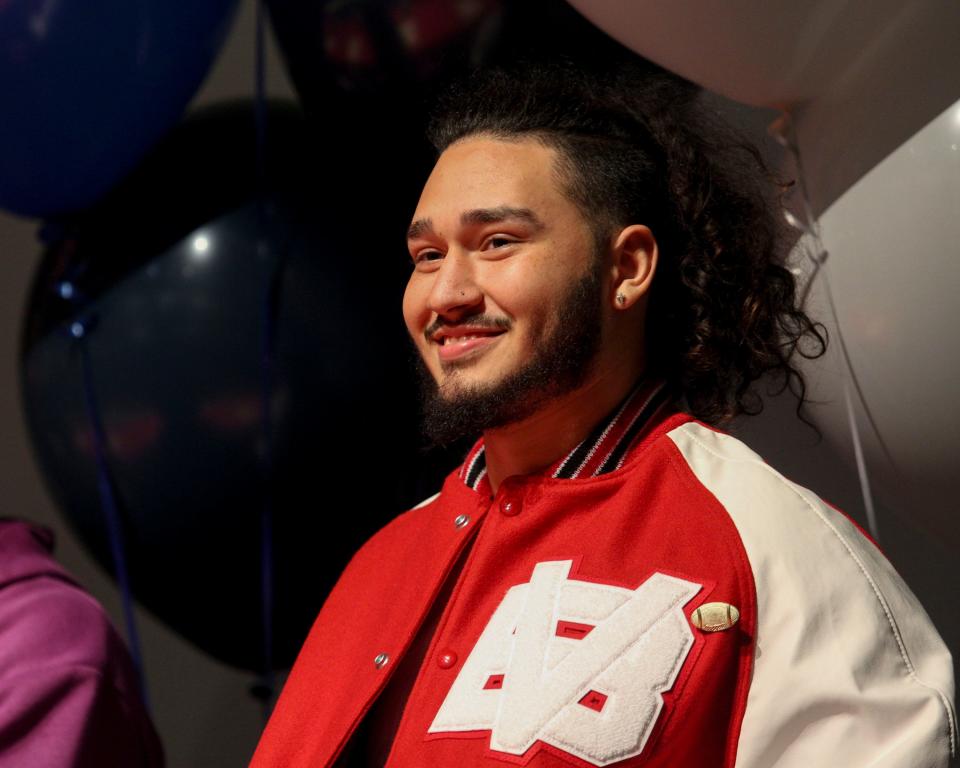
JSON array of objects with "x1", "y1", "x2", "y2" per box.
[
  {"x1": 374, "y1": 652, "x2": 389, "y2": 669},
  {"x1": 454, "y1": 514, "x2": 470, "y2": 529}
]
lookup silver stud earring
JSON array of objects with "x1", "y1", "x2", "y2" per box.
[{"x1": 616, "y1": 293, "x2": 627, "y2": 306}]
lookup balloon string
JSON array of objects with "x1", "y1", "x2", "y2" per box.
[
  {"x1": 814, "y1": 258, "x2": 898, "y2": 475},
  {"x1": 769, "y1": 110, "x2": 894, "y2": 542},
  {"x1": 843, "y1": 380, "x2": 880, "y2": 539},
  {"x1": 254, "y1": 0, "x2": 277, "y2": 721},
  {"x1": 75, "y1": 326, "x2": 150, "y2": 709},
  {"x1": 255, "y1": 0, "x2": 267, "y2": 203}
]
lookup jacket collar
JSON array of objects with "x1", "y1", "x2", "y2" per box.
[{"x1": 459, "y1": 378, "x2": 672, "y2": 496}]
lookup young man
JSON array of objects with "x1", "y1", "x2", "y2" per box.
[{"x1": 251, "y1": 59, "x2": 956, "y2": 767}]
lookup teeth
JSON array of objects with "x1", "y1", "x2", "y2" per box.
[{"x1": 440, "y1": 334, "x2": 487, "y2": 345}]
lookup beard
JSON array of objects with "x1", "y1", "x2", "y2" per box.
[{"x1": 414, "y1": 259, "x2": 604, "y2": 448}]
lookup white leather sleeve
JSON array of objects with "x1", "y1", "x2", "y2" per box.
[{"x1": 668, "y1": 422, "x2": 956, "y2": 768}]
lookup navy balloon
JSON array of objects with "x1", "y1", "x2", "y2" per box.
[
  {"x1": 0, "y1": 0, "x2": 238, "y2": 217},
  {"x1": 20, "y1": 102, "x2": 457, "y2": 670}
]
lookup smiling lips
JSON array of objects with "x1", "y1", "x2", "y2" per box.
[{"x1": 431, "y1": 325, "x2": 506, "y2": 362}]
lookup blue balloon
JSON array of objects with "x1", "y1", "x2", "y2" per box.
[{"x1": 0, "y1": 0, "x2": 238, "y2": 217}]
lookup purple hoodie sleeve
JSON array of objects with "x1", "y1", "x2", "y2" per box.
[{"x1": 0, "y1": 521, "x2": 164, "y2": 767}]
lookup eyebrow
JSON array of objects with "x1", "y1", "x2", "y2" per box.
[{"x1": 406, "y1": 206, "x2": 545, "y2": 242}]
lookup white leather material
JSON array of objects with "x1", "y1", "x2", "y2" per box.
[
  {"x1": 428, "y1": 560, "x2": 700, "y2": 766},
  {"x1": 668, "y1": 422, "x2": 956, "y2": 767}
]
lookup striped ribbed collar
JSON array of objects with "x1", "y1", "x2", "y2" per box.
[{"x1": 459, "y1": 378, "x2": 672, "y2": 496}]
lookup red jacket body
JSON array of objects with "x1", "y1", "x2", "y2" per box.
[{"x1": 252, "y1": 407, "x2": 955, "y2": 767}]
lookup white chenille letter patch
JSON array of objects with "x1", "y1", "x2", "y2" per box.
[{"x1": 428, "y1": 560, "x2": 700, "y2": 766}]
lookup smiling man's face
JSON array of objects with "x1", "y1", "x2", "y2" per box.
[{"x1": 403, "y1": 134, "x2": 610, "y2": 444}]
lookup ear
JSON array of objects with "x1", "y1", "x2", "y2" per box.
[{"x1": 609, "y1": 224, "x2": 658, "y2": 310}]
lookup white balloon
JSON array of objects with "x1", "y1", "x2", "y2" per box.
[
  {"x1": 568, "y1": 0, "x2": 960, "y2": 548},
  {"x1": 793, "y1": 98, "x2": 960, "y2": 546},
  {"x1": 567, "y1": 0, "x2": 960, "y2": 212}
]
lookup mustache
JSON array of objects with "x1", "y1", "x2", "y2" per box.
[{"x1": 423, "y1": 314, "x2": 512, "y2": 341}]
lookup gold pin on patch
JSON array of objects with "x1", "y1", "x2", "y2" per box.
[{"x1": 691, "y1": 602, "x2": 740, "y2": 632}]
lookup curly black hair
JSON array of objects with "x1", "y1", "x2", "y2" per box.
[{"x1": 425, "y1": 56, "x2": 826, "y2": 427}]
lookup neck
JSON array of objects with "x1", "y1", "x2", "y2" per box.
[{"x1": 483, "y1": 363, "x2": 641, "y2": 494}]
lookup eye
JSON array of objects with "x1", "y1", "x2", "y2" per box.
[
  {"x1": 484, "y1": 236, "x2": 515, "y2": 250},
  {"x1": 412, "y1": 249, "x2": 443, "y2": 263}
]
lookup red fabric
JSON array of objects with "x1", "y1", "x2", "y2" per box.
[{"x1": 251, "y1": 412, "x2": 757, "y2": 767}]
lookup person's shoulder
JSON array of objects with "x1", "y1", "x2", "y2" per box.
[
  {"x1": 0, "y1": 573, "x2": 120, "y2": 673},
  {"x1": 0, "y1": 552, "x2": 150, "y2": 740},
  {"x1": 662, "y1": 418, "x2": 869, "y2": 545},
  {"x1": 660, "y1": 417, "x2": 943, "y2": 653},
  {"x1": 664, "y1": 420, "x2": 957, "y2": 764},
  {"x1": 0, "y1": 521, "x2": 163, "y2": 768},
  {"x1": 661, "y1": 417, "x2": 903, "y2": 585},
  {"x1": 0, "y1": 520, "x2": 121, "y2": 675}
]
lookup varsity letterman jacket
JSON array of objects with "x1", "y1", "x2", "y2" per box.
[{"x1": 251, "y1": 381, "x2": 956, "y2": 767}]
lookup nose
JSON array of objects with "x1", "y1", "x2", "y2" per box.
[{"x1": 426, "y1": 250, "x2": 483, "y2": 319}]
